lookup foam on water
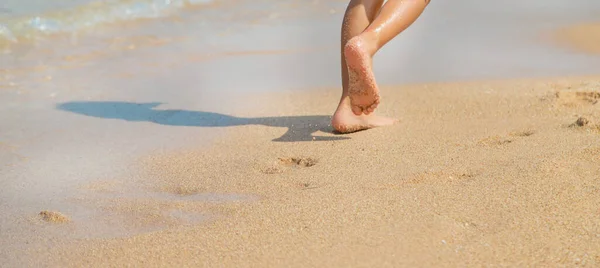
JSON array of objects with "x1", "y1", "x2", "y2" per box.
[{"x1": 0, "y1": 0, "x2": 214, "y2": 48}]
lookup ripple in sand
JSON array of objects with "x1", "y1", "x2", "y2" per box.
[
  {"x1": 477, "y1": 135, "x2": 514, "y2": 147},
  {"x1": 509, "y1": 129, "x2": 536, "y2": 137},
  {"x1": 404, "y1": 171, "x2": 478, "y2": 185}
]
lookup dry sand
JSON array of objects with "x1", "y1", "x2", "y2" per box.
[{"x1": 32, "y1": 74, "x2": 600, "y2": 267}]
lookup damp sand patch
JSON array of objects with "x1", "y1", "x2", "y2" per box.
[{"x1": 54, "y1": 179, "x2": 259, "y2": 239}]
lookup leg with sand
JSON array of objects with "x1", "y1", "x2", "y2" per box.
[{"x1": 332, "y1": 0, "x2": 431, "y2": 133}]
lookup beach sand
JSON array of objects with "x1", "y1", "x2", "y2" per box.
[
  {"x1": 554, "y1": 23, "x2": 600, "y2": 54},
  {"x1": 31, "y1": 74, "x2": 600, "y2": 267},
  {"x1": 3, "y1": 2, "x2": 600, "y2": 267}
]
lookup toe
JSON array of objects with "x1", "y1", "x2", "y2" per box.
[{"x1": 351, "y1": 105, "x2": 363, "y2": 115}]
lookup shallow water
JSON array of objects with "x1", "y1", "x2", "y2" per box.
[
  {"x1": 0, "y1": 0, "x2": 214, "y2": 46},
  {"x1": 1, "y1": 0, "x2": 600, "y2": 265}
]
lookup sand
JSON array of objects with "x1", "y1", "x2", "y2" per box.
[
  {"x1": 29, "y1": 74, "x2": 600, "y2": 267},
  {"x1": 38, "y1": 211, "x2": 71, "y2": 224},
  {"x1": 3, "y1": 2, "x2": 600, "y2": 267},
  {"x1": 553, "y1": 23, "x2": 600, "y2": 54}
]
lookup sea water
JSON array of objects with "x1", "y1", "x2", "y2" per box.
[{"x1": 0, "y1": 0, "x2": 213, "y2": 46}]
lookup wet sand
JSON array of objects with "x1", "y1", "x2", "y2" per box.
[{"x1": 1, "y1": 0, "x2": 600, "y2": 266}]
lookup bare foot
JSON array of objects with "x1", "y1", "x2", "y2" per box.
[
  {"x1": 344, "y1": 35, "x2": 380, "y2": 115},
  {"x1": 331, "y1": 97, "x2": 396, "y2": 133}
]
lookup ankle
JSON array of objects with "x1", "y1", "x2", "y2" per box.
[
  {"x1": 357, "y1": 31, "x2": 379, "y2": 57},
  {"x1": 345, "y1": 34, "x2": 378, "y2": 58}
]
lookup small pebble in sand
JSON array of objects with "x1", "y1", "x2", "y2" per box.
[
  {"x1": 575, "y1": 117, "x2": 589, "y2": 127},
  {"x1": 39, "y1": 211, "x2": 70, "y2": 224}
]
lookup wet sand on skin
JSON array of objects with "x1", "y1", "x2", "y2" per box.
[{"x1": 32, "y1": 73, "x2": 600, "y2": 266}]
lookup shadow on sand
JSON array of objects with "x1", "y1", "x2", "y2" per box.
[{"x1": 56, "y1": 101, "x2": 349, "y2": 142}]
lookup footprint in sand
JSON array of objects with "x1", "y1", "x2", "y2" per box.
[
  {"x1": 278, "y1": 157, "x2": 318, "y2": 168},
  {"x1": 543, "y1": 88, "x2": 599, "y2": 131},
  {"x1": 477, "y1": 129, "x2": 536, "y2": 147},
  {"x1": 553, "y1": 90, "x2": 600, "y2": 107},
  {"x1": 38, "y1": 211, "x2": 71, "y2": 224},
  {"x1": 260, "y1": 157, "x2": 318, "y2": 175}
]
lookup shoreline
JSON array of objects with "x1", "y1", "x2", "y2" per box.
[{"x1": 0, "y1": 0, "x2": 218, "y2": 49}]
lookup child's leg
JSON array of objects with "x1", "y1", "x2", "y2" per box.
[
  {"x1": 332, "y1": 0, "x2": 430, "y2": 133},
  {"x1": 346, "y1": 0, "x2": 430, "y2": 115},
  {"x1": 332, "y1": 0, "x2": 395, "y2": 133},
  {"x1": 340, "y1": 0, "x2": 385, "y2": 95}
]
